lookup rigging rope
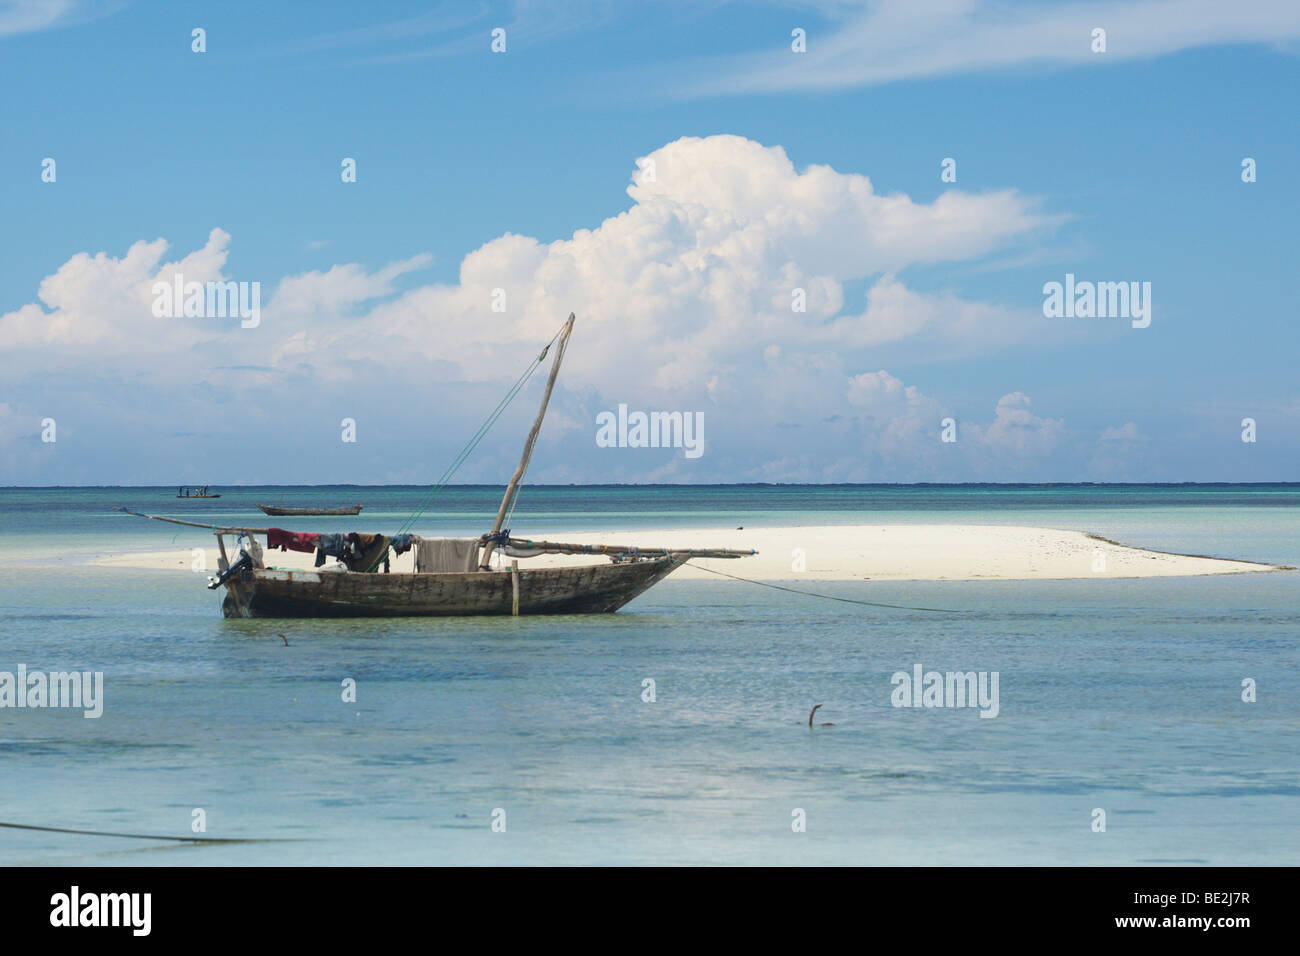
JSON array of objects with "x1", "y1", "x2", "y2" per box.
[
  {"x1": 690, "y1": 563, "x2": 964, "y2": 613},
  {"x1": 362, "y1": 319, "x2": 570, "y2": 571}
]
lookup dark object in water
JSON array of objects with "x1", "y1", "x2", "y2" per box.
[{"x1": 808, "y1": 703, "x2": 834, "y2": 728}]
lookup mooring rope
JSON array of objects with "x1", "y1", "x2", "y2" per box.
[
  {"x1": 0, "y1": 821, "x2": 296, "y2": 843},
  {"x1": 690, "y1": 563, "x2": 964, "y2": 612}
]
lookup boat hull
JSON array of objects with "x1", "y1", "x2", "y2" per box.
[
  {"x1": 256, "y1": 505, "x2": 363, "y2": 516},
  {"x1": 221, "y1": 556, "x2": 687, "y2": 618}
]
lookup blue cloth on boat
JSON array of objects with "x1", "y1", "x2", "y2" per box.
[
  {"x1": 315, "y1": 533, "x2": 346, "y2": 567},
  {"x1": 390, "y1": 533, "x2": 415, "y2": 556}
]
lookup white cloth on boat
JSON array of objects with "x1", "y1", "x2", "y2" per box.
[
  {"x1": 501, "y1": 543, "x2": 549, "y2": 558},
  {"x1": 414, "y1": 537, "x2": 481, "y2": 573},
  {"x1": 239, "y1": 533, "x2": 265, "y2": 569}
]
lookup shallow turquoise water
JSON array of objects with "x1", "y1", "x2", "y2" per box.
[{"x1": 0, "y1": 485, "x2": 1296, "y2": 864}]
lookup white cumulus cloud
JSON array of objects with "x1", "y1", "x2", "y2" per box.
[{"x1": 1, "y1": 135, "x2": 1086, "y2": 482}]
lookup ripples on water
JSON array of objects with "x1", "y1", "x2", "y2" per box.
[{"x1": 0, "y1": 485, "x2": 1296, "y2": 864}]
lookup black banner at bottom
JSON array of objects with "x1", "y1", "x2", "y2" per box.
[{"x1": 0, "y1": 865, "x2": 1282, "y2": 942}]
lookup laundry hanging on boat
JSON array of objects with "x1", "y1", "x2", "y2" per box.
[
  {"x1": 413, "y1": 537, "x2": 481, "y2": 573},
  {"x1": 390, "y1": 533, "x2": 416, "y2": 556},
  {"x1": 343, "y1": 532, "x2": 390, "y2": 573},
  {"x1": 266, "y1": 528, "x2": 321, "y2": 553},
  {"x1": 314, "y1": 533, "x2": 347, "y2": 567},
  {"x1": 311, "y1": 532, "x2": 395, "y2": 571}
]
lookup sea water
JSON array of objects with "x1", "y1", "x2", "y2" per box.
[{"x1": 0, "y1": 485, "x2": 1296, "y2": 865}]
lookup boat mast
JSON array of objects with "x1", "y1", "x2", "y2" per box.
[{"x1": 480, "y1": 313, "x2": 576, "y2": 568}]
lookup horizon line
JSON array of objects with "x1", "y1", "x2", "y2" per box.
[{"x1": 4, "y1": 482, "x2": 1299, "y2": 491}]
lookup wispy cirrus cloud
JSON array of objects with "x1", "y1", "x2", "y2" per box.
[
  {"x1": 0, "y1": 0, "x2": 73, "y2": 36},
  {"x1": 288, "y1": 0, "x2": 623, "y2": 65},
  {"x1": 0, "y1": 0, "x2": 119, "y2": 38},
  {"x1": 687, "y1": 0, "x2": 1300, "y2": 95}
]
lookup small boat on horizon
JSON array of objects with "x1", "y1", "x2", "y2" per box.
[
  {"x1": 257, "y1": 504, "x2": 364, "y2": 517},
  {"x1": 177, "y1": 486, "x2": 221, "y2": 498}
]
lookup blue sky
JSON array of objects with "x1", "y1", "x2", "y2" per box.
[{"x1": 2, "y1": 0, "x2": 1298, "y2": 484}]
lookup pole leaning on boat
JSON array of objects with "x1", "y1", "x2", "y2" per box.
[{"x1": 480, "y1": 312, "x2": 576, "y2": 569}]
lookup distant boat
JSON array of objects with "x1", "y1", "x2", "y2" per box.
[
  {"x1": 124, "y1": 314, "x2": 754, "y2": 618},
  {"x1": 177, "y1": 487, "x2": 221, "y2": 498},
  {"x1": 257, "y1": 504, "x2": 363, "y2": 517}
]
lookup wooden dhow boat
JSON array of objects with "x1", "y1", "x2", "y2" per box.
[
  {"x1": 121, "y1": 315, "x2": 753, "y2": 618},
  {"x1": 215, "y1": 550, "x2": 694, "y2": 618},
  {"x1": 256, "y1": 504, "x2": 364, "y2": 516}
]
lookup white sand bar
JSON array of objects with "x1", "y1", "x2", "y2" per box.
[{"x1": 88, "y1": 524, "x2": 1286, "y2": 582}]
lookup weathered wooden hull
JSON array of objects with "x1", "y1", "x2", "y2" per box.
[
  {"x1": 221, "y1": 556, "x2": 687, "y2": 618},
  {"x1": 256, "y1": 505, "x2": 363, "y2": 516}
]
